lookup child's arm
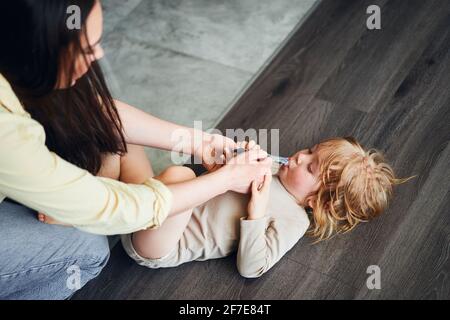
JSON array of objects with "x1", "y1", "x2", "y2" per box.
[
  {"x1": 237, "y1": 217, "x2": 308, "y2": 278},
  {"x1": 236, "y1": 175, "x2": 308, "y2": 278}
]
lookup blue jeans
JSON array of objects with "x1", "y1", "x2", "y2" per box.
[{"x1": 0, "y1": 199, "x2": 110, "y2": 300}]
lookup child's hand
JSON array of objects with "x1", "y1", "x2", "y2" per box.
[{"x1": 247, "y1": 173, "x2": 272, "y2": 220}]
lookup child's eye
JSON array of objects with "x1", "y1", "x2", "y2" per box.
[
  {"x1": 308, "y1": 148, "x2": 312, "y2": 154},
  {"x1": 308, "y1": 163, "x2": 313, "y2": 174}
]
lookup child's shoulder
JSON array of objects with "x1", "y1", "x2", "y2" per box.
[{"x1": 268, "y1": 175, "x2": 310, "y2": 226}]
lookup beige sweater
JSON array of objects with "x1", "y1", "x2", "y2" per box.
[{"x1": 123, "y1": 174, "x2": 311, "y2": 278}]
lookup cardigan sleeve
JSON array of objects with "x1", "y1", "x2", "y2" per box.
[{"x1": 0, "y1": 108, "x2": 173, "y2": 235}]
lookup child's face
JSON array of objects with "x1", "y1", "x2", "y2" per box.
[{"x1": 278, "y1": 145, "x2": 321, "y2": 206}]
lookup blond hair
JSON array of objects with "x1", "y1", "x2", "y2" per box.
[{"x1": 307, "y1": 137, "x2": 407, "y2": 242}]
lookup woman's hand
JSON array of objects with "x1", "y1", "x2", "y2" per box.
[
  {"x1": 219, "y1": 148, "x2": 272, "y2": 194},
  {"x1": 200, "y1": 134, "x2": 237, "y2": 172},
  {"x1": 202, "y1": 138, "x2": 263, "y2": 173},
  {"x1": 247, "y1": 173, "x2": 272, "y2": 220},
  {"x1": 165, "y1": 148, "x2": 271, "y2": 215}
]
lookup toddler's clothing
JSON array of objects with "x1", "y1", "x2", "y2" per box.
[{"x1": 122, "y1": 174, "x2": 310, "y2": 278}]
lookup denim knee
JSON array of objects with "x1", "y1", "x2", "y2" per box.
[
  {"x1": 0, "y1": 236, "x2": 110, "y2": 300},
  {"x1": 0, "y1": 200, "x2": 110, "y2": 299}
]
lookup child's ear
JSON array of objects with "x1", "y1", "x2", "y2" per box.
[
  {"x1": 304, "y1": 197, "x2": 316, "y2": 215},
  {"x1": 306, "y1": 198, "x2": 315, "y2": 210}
]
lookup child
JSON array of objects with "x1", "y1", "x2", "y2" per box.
[{"x1": 119, "y1": 137, "x2": 402, "y2": 278}]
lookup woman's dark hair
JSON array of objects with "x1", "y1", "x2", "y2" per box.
[{"x1": 0, "y1": 0, "x2": 127, "y2": 175}]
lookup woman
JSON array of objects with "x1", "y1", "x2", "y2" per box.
[{"x1": 0, "y1": 0, "x2": 270, "y2": 299}]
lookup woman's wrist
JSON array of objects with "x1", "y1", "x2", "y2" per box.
[
  {"x1": 191, "y1": 130, "x2": 210, "y2": 157},
  {"x1": 211, "y1": 167, "x2": 233, "y2": 194}
]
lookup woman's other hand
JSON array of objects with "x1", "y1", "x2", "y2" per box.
[{"x1": 220, "y1": 148, "x2": 272, "y2": 194}]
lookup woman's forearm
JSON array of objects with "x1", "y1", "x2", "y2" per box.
[
  {"x1": 115, "y1": 99, "x2": 205, "y2": 156},
  {"x1": 166, "y1": 169, "x2": 230, "y2": 215}
]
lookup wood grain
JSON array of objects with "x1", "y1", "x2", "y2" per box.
[{"x1": 74, "y1": 0, "x2": 450, "y2": 299}]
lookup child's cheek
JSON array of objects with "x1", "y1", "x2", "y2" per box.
[{"x1": 290, "y1": 167, "x2": 305, "y2": 188}]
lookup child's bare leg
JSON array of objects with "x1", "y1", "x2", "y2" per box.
[
  {"x1": 131, "y1": 166, "x2": 196, "y2": 260},
  {"x1": 38, "y1": 144, "x2": 153, "y2": 224},
  {"x1": 118, "y1": 144, "x2": 154, "y2": 183}
]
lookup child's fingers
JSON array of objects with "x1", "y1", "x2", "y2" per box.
[
  {"x1": 261, "y1": 174, "x2": 272, "y2": 193},
  {"x1": 253, "y1": 174, "x2": 272, "y2": 193},
  {"x1": 251, "y1": 180, "x2": 259, "y2": 194},
  {"x1": 224, "y1": 147, "x2": 233, "y2": 162},
  {"x1": 218, "y1": 154, "x2": 226, "y2": 165}
]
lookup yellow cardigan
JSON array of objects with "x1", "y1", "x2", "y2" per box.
[{"x1": 0, "y1": 74, "x2": 172, "y2": 235}]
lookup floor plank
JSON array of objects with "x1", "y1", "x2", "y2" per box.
[
  {"x1": 317, "y1": 0, "x2": 446, "y2": 113},
  {"x1": 286, "y1": 12, "x2": 450, "y2": 294},
  {"x1": 74, "y1": 0, "x2": 450, "y2": 299}
]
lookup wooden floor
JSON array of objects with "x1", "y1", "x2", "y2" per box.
[{"x1": 74, "y1": 0, "x2": 450, "y2": 299}]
